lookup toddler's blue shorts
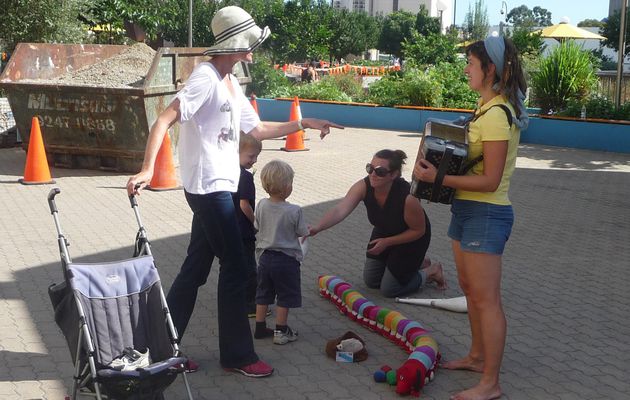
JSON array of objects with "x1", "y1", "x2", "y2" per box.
[
  {"x1": 256, "y1": 250, "x2": 302, "y2": 308},
  {"x1": 447, "y1": 199, "x2": 514, "y2": 255}
]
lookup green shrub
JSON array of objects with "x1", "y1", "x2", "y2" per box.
[
  {"x1": 563, "y1": 95, "x2": 612, "y2": 119},
  {"x1": 613, "y1": 101, "x2": 630, "y2": 120},
  {"x1": 404, "y1": 69, "x2": 442, "y2": 107},
  {"x1": 289, "y1": 80, "x2": 352, "y2": 102},
  {"x1": 366, "y1": 68, "x2": 441, "y2": 107},
  {"x1": 248, "y1": 58, "x2": 292, "y2": 98},
  {"x1": 365, "y1": 73, "x2": 409, "y2": 106},
  {"x1": 365, "y1": 61, "x2": 478, "y2": 108},
  {"x1": 321, "y1": 73, "x2": 365, "y2": 101},
  {"x1": 560, "y1": 94, "x2": 630, "y2": 120},
  {"x1": 427, "y1": 60, "x2": 477, "y2": 109},
  {"x1": 531, "y1": 41, "x2": 598, "y2": 113}
]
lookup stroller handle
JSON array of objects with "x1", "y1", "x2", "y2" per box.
[
  {"x1": 48, "y1": 188, "x2": 61, "y2": 214},
  {"x1": 129, "y1": 184, "x2": 142, "y2": 208}
]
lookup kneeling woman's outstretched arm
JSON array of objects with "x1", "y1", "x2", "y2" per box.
[{"x1": 308, "y1": 179, "x2": 366, "y2": 237}]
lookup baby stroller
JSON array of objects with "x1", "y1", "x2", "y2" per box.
[{"x1": 47, "y1": 188, "x2": 194, "y2": 399}]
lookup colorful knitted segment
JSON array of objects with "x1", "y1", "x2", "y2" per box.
[{"x1": 318, "y1": 275, "x2": 440, "y2": 396}]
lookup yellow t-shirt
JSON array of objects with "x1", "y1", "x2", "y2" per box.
[{"x1": 455, "y1": 95, "x2": 520, "y2": 206}]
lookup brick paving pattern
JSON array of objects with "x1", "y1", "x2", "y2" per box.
[{"x1": 0, "y1": 127, "x2": 629, "y2": 399}]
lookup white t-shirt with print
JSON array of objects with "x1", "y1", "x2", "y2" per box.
[{"x1": 176, "y1": 62, "x2": 260, "y2": 194}]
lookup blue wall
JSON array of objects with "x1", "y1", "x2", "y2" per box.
[{"x1": 258, "y1": 98, "x2": 630, "y2": 154}]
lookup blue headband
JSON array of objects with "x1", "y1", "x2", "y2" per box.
[
  {"x1": 483, "y1": 36, "x2": 529, "y2": 131},
  {"x1": 483, "y1": 36, "x2": 505, "y2": 82}
]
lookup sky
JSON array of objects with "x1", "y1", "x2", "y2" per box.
[{"x1": 454, "y1": 0, "x2": 610, "y2": 27}]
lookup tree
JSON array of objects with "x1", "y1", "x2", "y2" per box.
[
  {"x1": 378, "y1": 11, "x2": 416, "y2": 58},
  {"x1": 463, "y1": 0, "x2": 489, "y2": 41},
  {"x1": 327, "y1": 9, "x2": 357, "y2": 61},
  {"x1": 532, "y1": 6, "x2": 552, "y2": 27},
  {"x1": 415, "y1": 5, "x2": 441, "y2": 37},
  {"x1": 578, "y1": 19, "x2": 604, "y2": 28},
  {"x1": 85, "y1": 0, "x2": 183, "y2": 43},
  {"x1": 153, "y1": 0, "x2": 220, "y2": 46},
  {"x1": 264, "y1": 0, "x2": 332, "y2": 63},
  {"x1": 507, "y1": 27, "x2": 545, "y2": 57},
  {"x1": 506, "y1": 5, "x2": 534, "y2": 27},
  {"x1": 601, "y1": 10, "x2": 630, "y2": 58},
  {"x1": 358, "y1": 11, "x2": 383, "y2": 51},
  {"x1": 402, "y1": 31, "x2": 457, "y2": 66},
  {"x1": 328, "y1": 9, "x2": 379, "y2": 61},
  {"x1": 83, "y1": 0, "x2": 286, "y2": 47},
  {"x1": 506, "y1": 5, "x2": 551, "y2": 28},
  {"x1": 0, "y1": 0, "x2": 89, "y2": 51},
  {"x1": 590, "y1": 48, "x2": 616, "y2": 70}
]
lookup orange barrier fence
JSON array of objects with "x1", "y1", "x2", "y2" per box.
[{"x1": 274, "y1": 63, "x2": 401, "y2": 77}]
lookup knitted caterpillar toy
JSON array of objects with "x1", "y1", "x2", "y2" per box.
[{"x1": 318, "y1": 275, "x2": 440, "y2": 397}]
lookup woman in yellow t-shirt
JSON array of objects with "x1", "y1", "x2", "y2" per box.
[{"x1": 414, "y1": 36, "x2": 528, "y2": 400}]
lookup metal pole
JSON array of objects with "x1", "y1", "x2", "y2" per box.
[
  {"x1": 453, "y1": 0, "x2": 457, "y2": 27},
  {"x1": 615, "y1": 0, "x2": 628, "y2": 108},
  {"x1": 188, "y1": 0, "x2": 193, "y2": 47},
  {"x1": 500, "y1": 1, "x2": 508, "y2": 36}
]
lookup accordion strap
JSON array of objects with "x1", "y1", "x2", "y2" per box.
[
  {"x1": 430, "y1": 144, "x2": 454, "y2": 202},
  {"x1": 461, "y1": 154, "x2": 484, "y2": 174},
  {"x1": 470, "y1": 104, "x2": 513, "y2": 127}
]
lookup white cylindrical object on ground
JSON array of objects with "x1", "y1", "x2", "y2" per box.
[{"x1": 395, "y1": 296, "x2": 468, "y2": 313}]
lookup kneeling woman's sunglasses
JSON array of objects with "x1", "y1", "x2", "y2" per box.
[{"x1": 365, "y1": 163, "x2": 391, "y2": 177}]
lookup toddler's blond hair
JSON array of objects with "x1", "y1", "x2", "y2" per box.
[{"x1": 260, "y1": 160, "x2": 294, "y2": 196}]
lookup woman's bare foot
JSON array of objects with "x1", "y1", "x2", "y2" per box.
[
  {"x1": 441, "y1": 356, "x2": 484, "y2": 372},
  {"x1": 450, "y1": 383, "x2": 502, "y2": 400},
  {"x1": 422, "y1": 257, "x2": 431, "y2": 269},
  {"x1": 424, "y1": 262, "x2": 447, "y2": 289}
]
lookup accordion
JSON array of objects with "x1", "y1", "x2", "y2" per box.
[{"x1": 410, "y1": 119, "x2": 470, "y2": 204}]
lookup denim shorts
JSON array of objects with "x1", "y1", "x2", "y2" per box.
[
  {"x1": 447, "y1": 199, "x2": 514, "y2": 255},
  {"x1": 256, "y1": 250, "x2": 302, "y2": 308}
]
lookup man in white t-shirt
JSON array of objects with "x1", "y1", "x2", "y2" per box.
[{"x1": 126, "y1": 7, "x2": 342, "y2": 378}]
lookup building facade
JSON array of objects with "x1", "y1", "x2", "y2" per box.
[
  {"x1": 609, "y1": 0, "x2": 623, "y2": 17},
  {"x1": 332, "y1": 0, "x2": 453, "y2": 32}
]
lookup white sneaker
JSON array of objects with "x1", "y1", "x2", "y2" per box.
[
  {"x1": 109, "y1": 347, "x2": 150, "y2": 371},
  {"x1": 273, "y1": 327, "x2": 298, "y2": 345}
]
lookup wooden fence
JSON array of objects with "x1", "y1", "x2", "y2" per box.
[{"x1": 597, "y1": 71, "x2": 630, "y2": 103}]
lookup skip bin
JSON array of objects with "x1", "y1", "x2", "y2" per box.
[{"x1": 0, "y1": 43, "x2": 251, "y2": 172}]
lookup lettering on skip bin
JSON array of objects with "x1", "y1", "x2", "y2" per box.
[{"x1": 27, "y1": 93, "x2": 117, "y2": 132}]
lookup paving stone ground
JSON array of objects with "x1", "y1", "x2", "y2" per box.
[{"x1": 0, "y1": 126, "x2": 629, "y2": 400}]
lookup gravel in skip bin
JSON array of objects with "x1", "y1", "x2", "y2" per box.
[{"x1": 23, "y1": 43, "x2": 157, "y2": 88}]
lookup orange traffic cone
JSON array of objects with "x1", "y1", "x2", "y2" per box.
[
  {"x1": 250, "y1": 94, "x2": 259, "y2": 115},
  {"x1": 19, "y1": 116, "x2": 55, "y2": 185},
  {"x1": 281, "y1": 97, "x2": 309, "y2": 152},
  {"x1": 147, "y1": 133, "x2": 179, "y2": 191}
]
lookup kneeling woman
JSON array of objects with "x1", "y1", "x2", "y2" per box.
[{"x1": 309, "y1": 149, "x2": 445, "y2": 297}]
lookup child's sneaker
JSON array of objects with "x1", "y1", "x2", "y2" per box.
[{"x1": 273, "y1": 327, "x2": 298, "y2": 345}]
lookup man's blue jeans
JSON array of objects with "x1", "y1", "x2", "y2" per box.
[{"x1": 166, "y1": 191, "x2": 258, "y2": 368}]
